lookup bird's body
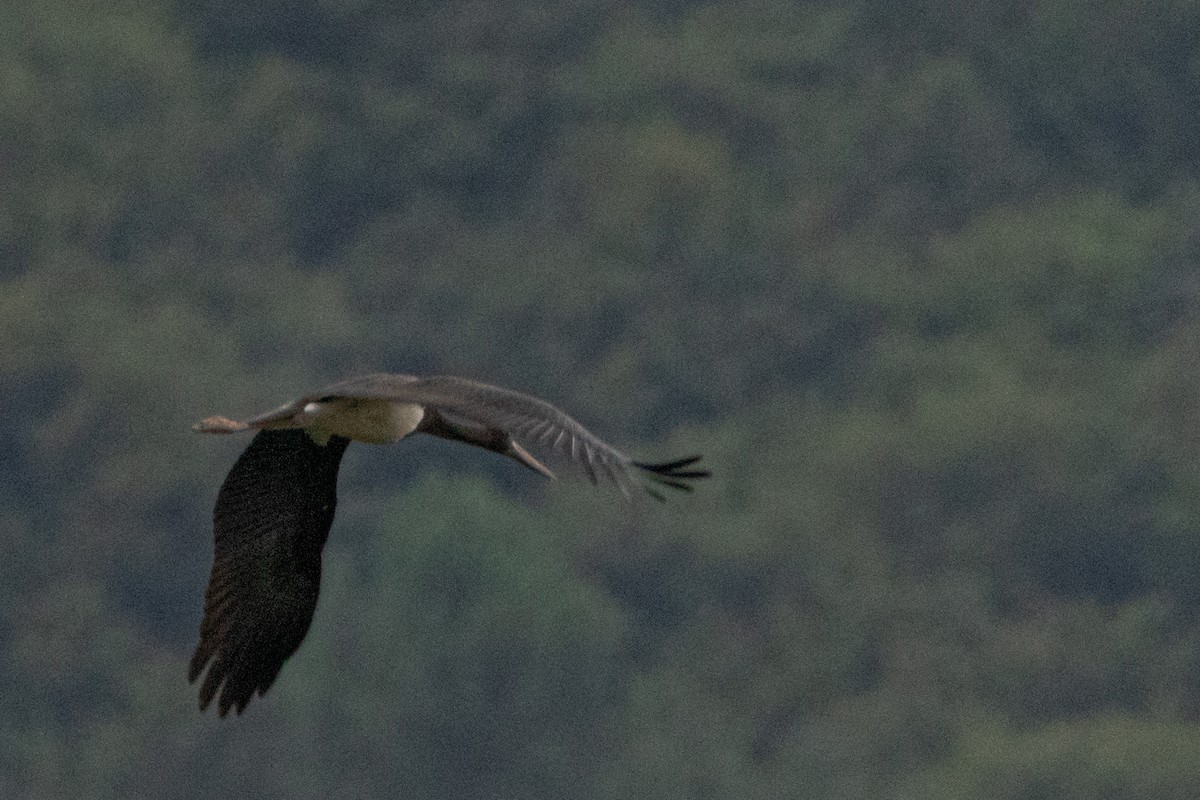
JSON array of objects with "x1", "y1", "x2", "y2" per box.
[
  {"x1": 190, "y1": 373, "x2": 709, "y2": 716},
  {"x1": 294, "y1": 399, "x2": 425, "y2": 445}
]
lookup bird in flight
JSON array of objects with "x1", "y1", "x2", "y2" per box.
[{"x1": 189, "y1": 373, "x2": 710, "y2": 716}]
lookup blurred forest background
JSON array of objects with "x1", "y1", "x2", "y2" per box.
[{"x1": 5, "y1": 0, "x2": 1200, "y2": 797}]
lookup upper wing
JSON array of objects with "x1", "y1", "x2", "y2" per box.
[
  {"x1": 188, "y1": 429, "x2": 350, "y2": 716},
  {"x1": 315, "y1": 373, "x2": 709, "y2": 496}
]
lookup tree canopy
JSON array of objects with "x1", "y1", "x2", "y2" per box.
[{"x1": 5, "y1": 0, "x2": 1200, "y2": 797}]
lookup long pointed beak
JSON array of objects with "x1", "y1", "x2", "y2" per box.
[
  {"x1": 193, "y1": 403, "x2": 302, "y2": 433},
  {"x1": 193, "y1": 416, "x2": 250, "y2": 434}
]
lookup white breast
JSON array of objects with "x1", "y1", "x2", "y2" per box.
[{"x1": 301, "y1": 399, "x2": 425, "y2": 445}]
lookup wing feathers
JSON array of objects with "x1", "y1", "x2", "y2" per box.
[
  {"x1": 631, "y1": 454, "x2": 712, "y2": 497},
  {"x1": 310, "y1": 374, "x2": 709, "y2": 496},
  {"x1": 190, "y1": 429, "x2": 349, "y2": 716}
]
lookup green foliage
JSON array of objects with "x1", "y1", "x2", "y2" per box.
[
  {"x1": 261, "y1": 475, "x2": 625, "y2": 797},
  {"x1": 6, "y1": 0, "x2": 1200, "y2": 797},
  {"x1": 901, "y1": 716, "x2": 1200, "y2": 800}
]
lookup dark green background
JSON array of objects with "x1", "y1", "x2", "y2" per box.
[{"x1": 5, "y1": 0, "x2": 1200, "y2": 796}]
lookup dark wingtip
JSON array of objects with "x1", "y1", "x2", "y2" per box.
[
  {"x1": 632, "y1": 454, "x2": 711, "y2": 496},
  {"x1": 646, "y1": 487, "x2": 667, "y2": 502},
  {"x1": 187, "y1": 641, "x2": 210, "y2": 685},
  {"x1": 633, "y1": 455, "x2": 705, "y2": 473}
]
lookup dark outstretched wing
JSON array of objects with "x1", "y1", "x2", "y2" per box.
[
  {"x1": 314, "y1": 373, "x2": 710, "y2": 496},
  {"x1": 188, "y1": 429, "x2": 350, "y2": 716}
]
